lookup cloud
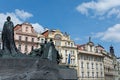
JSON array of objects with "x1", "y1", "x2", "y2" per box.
[
  {"x1": 0, "y1": 9, "x2": 44, "y2": 33},
  {"x1": 32, "y1": 23, "x2": 44, "y2": 33},
  {"x1": 15, "y1": 9, "x2": 33, "y2": 21},
  {"x1": 95, "y1": 24, "x2": 120, "y2": 42},
  {"x1": 74, "y1": 37, "x2": 81, "y2": 41},
  {"x1": 0, "y1": 12, "x2": 22, "y2": 30},
  {"x1": 76, "y1": 0, "x2": 120, "y2": 18}
]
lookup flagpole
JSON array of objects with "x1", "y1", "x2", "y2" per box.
[{"x1": 68, "y1": 53, "x2": 71, "y2": 67}]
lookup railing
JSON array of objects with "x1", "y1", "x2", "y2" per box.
[{"x1": 78, "y1": 77, "x2": 104, "y2": 80}]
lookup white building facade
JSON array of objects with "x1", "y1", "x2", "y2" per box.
[{"x1": 77, "y1": 39, "x2": 104, "y2": 80}]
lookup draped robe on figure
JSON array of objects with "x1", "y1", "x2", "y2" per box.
[{"x1": 2, "y1": 19, "x2": 18, "y2": 54}]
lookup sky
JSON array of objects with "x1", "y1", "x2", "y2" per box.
[{"x1": 0, "y1": 0, "x2": 120, "y2": 57}]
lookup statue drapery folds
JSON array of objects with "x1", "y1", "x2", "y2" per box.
[{"x1": 2, "y1": 16, "x2": 18, "y2": 54}]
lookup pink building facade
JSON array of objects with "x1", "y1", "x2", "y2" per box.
[{"x1": 14, "y1": 23, "x2": 39, "y2": 54}]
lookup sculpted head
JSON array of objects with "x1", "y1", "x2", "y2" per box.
[{"x1": 7, "y1": 16, "x2": 11, "y2": 22}]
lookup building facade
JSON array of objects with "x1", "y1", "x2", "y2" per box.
[
  {"x1": 77, "y1": 38, "x2": 104, "y2": 80},
  {"x1": 41, "y1": 30, "x2": 78, "y2": 67},
  {"x1": 100, "y1": 46, "x2": 118, "y2": 80},
  {"x1": 14, "y1": 23, "x2": 39, "y2": 54},
  {"x1": 116, "y1": 58, "x2": 120, "y2": 80}
]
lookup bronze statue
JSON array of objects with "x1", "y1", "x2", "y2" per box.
[
  {"x1": 30, "y1": 39, "x2": 61, "y2": 64},
  {"x1": 41, "y1": 39, "x2": 61, "y2": 64},
  {"x1": 2, "y1": 16, "x2": 18, "y2": 55}
]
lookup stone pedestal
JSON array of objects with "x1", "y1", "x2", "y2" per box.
[{"x1": 0, "y1": 58, "x2": 77, "y2": 80}]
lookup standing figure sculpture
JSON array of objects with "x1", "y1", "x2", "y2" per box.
[
  {"x1": 2, "y1": 16, "x2": 18, "y2": 55},
  {"x1": 41, "y1": 39, "x2": 61, "y2": 64}
]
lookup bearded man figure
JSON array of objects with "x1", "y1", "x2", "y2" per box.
[{"x1": 2, "y1": 16, "x2": 18, "y2": 55}]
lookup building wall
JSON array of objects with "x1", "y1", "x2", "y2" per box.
[
  {"x1": 14, "y1": 23, "x2": 39, "y2": 54},
  {"x1": 77, "y1": 41, "x2": 104, "y2": 80},
  {"x1": 101, "y1": 51, "x2": 117, "y2": 80},
  {"x1": 42, "y1": 30, "x2": 78, "y2": 67}
]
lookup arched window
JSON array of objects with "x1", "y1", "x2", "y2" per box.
[{"x1": 54, "y1": 34, "x2": 61, "y2": 40}]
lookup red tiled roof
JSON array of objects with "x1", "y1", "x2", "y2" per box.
[
  {"x1": 77, "y1": 44, "x2": 87, "y2": 50},
  {"x1": 14, "y1": 24, "x2": 21, "y2": 31},
  {"x1": 41, "y1": 30, "x2": 49, "y2": 37}
]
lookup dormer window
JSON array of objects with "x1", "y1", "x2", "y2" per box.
[
  {"x1": 68, "y1": 42, "x2": 70, "y2": 45},
  {"x1": 26, "y1": 27, "x2": 28, "y2": 32},
  {"x1": 71, "y1": 43, "x2": 73, "y2": 47},
  {"x1": 90, "y1": 46, "x2": 92, "y2": 52}
]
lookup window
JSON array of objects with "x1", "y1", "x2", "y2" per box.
[
  {"x1": 72, "y1": 59, "x2": 74, "y2": 64},
  {"x1": 32, "y1": 38, "x2": 34, "y2": 42},
  {"x1": 41, "y1": 38, "x2": 44, "y2": 43},
  {"x1": 84, "y1": 56, "x2": 87, "y2": 60},
  {"x1": 71, "y1": 59, "x2": 75, "y2": 65},
  {"x1": 73, "y1": 51, "x2": 74, "y2": 55},
  {"x1": 31, "y1": 46, "x2": 34, "y2": 50},
  {"x1": 25, "y1": 37, "x2": 28, "y2": 41},
  {"x1": 19, "y1": 36, "x2": 21, "y2": 41},
  {"x1": 37, "y1": 37, "x2": 40, "y2": 41},
  {"x1": 25, "y1": 45, "x2": 28, "y2": 52},
  {"x1": 55, "y1": 40, "x2": 61, "y2": 46},
  {"x1": 96, "y1": 72, "x2": 98, "y2": 78},
  {"x1": 92, "y1": 63, "x2": 94, "y2": 69},
  {"x1": 90, "y1": 46, "x2": 92, "y2": 52},
  {"x1": 88, "y1": 56, "x2": 90, "y2": 60},
  {"x1": 81, "y1": 62, "x2": 83, "y2": 68},
  {"x1": 96, "y1": 48, "x2": 98, "y2": 53},
  {"x1": 68, "y1": 42, "x2": 70, "y2": 45},
  {"x1": 80, "y1": 55, "x2": 84, "y2": 60},
  {"x1": 65, "y1": 50, "x2": 67, "y2": 56},
  {"x1": 100, "y1": 63, "x2": 102, "y2": 70},
  {"x1": 71, "y1": 43, "x2": 73, "y2": 47},
  {"x1": 91, "y1": 56, "x2": 93, "y2": 61},
  {"x1": 54, "y1": 34, "x2": 61, "y2": 40},
  {"x1": 65, "y1": 42, "x2": 67, "y2": 46},
  {"x1": 92, "y1": 72, "x2": 94, "y2": 78},
  {"x1": 96, "y1": 63, "x2": 98, "y2": 70},
  {"x1": 82, "y1": 72, "x2": 84, "y2": 78},
  {"x1": 101, "y1": 72, "x2": 103, "y2": 77},
  {"x1": 26, "y1": 27, "x2": 28, "y2": 32},
  {"x1": 71, "y1": 59, "x2": 73, "y2": 64},
  {"x1": 18, "y1": 44, "x2": 21, "y2": 51},
  {"x1": 87, "y1": 63, "x2": 89, "y2": 69},
  {"x1": 66, "y1": 58, "x2": 67, "y2": 63},
  {"x1": 87, "y1": 72, "x2": 89, "y2": 78}
]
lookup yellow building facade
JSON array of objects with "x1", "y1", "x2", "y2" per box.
[{"x1": 41, "y1": 30, "x2": 78, "y2": 67}]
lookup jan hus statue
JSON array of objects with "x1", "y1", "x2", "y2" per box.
[{"x1": 2, "y1": 16, "x2": 18, "y2": 55}]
